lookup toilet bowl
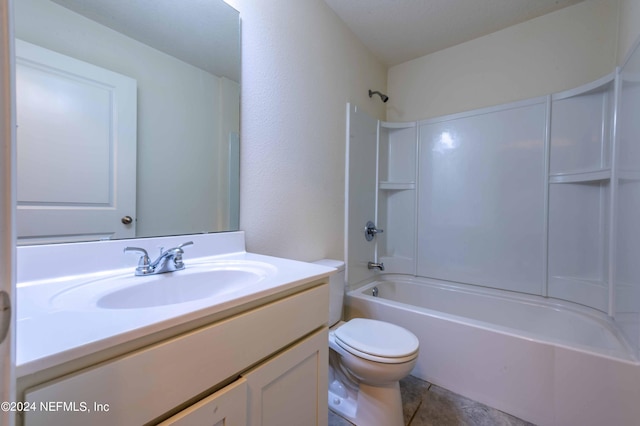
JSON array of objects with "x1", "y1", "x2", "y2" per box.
[
  {"x1": 313, "y1": 260, "x2": 419, "y2": 426},
  {"x1": 329, "y1": 318, "x2": 419, "y2": 426}
]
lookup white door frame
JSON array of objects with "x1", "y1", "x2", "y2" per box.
[{"x1": 0, "y1": 0, "x2": 16, "y2": 424}]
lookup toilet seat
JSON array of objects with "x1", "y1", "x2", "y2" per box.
[{"x1": 334, "y1": 318, "x2": 419, "y2": 364}]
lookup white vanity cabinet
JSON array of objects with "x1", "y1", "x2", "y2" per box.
[{"x1": 20, "y1": 283, "x2": 329, "y2": 426}]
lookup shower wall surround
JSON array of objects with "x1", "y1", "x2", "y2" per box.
[
  {"x1": 614, "y1": 41, "x2": 640, "y2": 357},
  {"x1": 418, "y1": 99, "x2": 547, "y2": 296},
  {"x1": 348, "y1": 39, "x2": 640, "y2": 357}
]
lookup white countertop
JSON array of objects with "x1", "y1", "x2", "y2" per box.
[{"x1": 16, "y1": 232, "x2": 335, "y2": 377}]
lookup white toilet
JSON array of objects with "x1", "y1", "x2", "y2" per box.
[{"x1": 314, "y1": 260, "x2": 419, "y2": 426}]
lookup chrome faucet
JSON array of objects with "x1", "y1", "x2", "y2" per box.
[
  {"x1": 124, "y1": 241, "x2": 194, "y2": 276},
  {"x1": 367, "y1": 261, "x2": 385, "y2": 271}
]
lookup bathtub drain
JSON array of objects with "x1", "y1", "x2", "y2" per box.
[{"x1": 372, "y1": 286, "x2": 378, "y2": 297}]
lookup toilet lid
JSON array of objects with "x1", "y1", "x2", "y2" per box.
[{"x1": 334, "y1": 318, "x2": 419, "y2": 359}]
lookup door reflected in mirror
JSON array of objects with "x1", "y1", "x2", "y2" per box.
[{"x1": 14, "y1": 0, "x2": 240, "y2": 245}]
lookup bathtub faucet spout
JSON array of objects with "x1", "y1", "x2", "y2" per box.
[{"x1": 368, "y1": 261, "x2": 385, "y2": 271}]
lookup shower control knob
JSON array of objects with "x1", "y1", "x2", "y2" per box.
[{"x1": 365, "y1": 221, "x2": 383, "y2": 241}]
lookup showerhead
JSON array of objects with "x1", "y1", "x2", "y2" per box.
[{"x1": 369, "y1": 90, "x2": 389, "y2": 103}]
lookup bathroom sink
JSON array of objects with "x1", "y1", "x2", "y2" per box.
[{"x1": 51, "y1": 260, "x2": 277, "y2": 310}]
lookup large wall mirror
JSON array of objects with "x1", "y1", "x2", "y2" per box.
[{"x1": 14, "y1": 0, "x2": 240, "y2": 245}]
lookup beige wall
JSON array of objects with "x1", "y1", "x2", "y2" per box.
[
  {"x1": 227, "y1": 0, "x2": 635, "y2": 261},
  {"x1": 618, "y1": 0, "x2": 640, "y2": 65},
  {"x1": 387, "y1": 0, "x2": 620, "y2": 121},
  {"x1": 231, "y1": 0, "x2": 387, "y2": 260}
]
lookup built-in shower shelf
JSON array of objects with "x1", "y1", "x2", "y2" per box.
[
  {"x1": 380, "y1": 121, "x2": 416, "y2": 129},
  {"x1": 379, "y1": 181, "x2": 416, "y2": 190},
  {"x1": 549, "y1": 168, "x2": 611, "y2": 184}
]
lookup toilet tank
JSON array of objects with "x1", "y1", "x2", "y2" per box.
[{"x1": 312, "y1": 259, "x2": 345, "y2": 327}]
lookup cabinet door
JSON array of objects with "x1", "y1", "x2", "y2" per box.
[
  {"x1": 159, "y1": 378, "x2": 247, "y2": 426},
  {"x1": 244, "y1": 328, "x2": 328, "y2": 426}
]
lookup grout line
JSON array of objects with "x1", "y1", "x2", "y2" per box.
[
  {"x1": 407, "y1": 399, "x2": 422, "y2": 426},
  {"x1": 406, "y1": 381, "x2": 431, "y2": 425}
]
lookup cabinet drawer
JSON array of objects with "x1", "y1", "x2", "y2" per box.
[
  {"x1": 159, "y1": 378, "x2": 247, "y2": 426},
  {"x1": 23, "y1": 284, "x2": 328, "y2": 426}
]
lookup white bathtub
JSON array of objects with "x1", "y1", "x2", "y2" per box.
[{"x1": 345, "y1": 275, "x2": 640, "y2": 426}]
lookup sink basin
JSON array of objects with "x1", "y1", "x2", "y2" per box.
[{"x1": 51, "y1": 260, "x2": 277, "y2": 310}]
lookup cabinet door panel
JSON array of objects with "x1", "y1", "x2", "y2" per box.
[{"x1": 244, "y1": 328, "x2": 328, "y2": 426}]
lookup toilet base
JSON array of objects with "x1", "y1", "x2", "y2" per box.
[
  {"x1": 328, "y1": 380, "x2": 404, "y2": 426},
  {"x1": 328, "y1": 386, "x2": 357, "y2": 420}
]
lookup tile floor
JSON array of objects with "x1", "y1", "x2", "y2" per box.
[{"x1": 328, "y1": 375, "x2": 535, "y2": 426}]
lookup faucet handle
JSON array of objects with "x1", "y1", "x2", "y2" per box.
[
  {"x1": 124, "y1": 246, "x2": 152, "y2": 275},
  {"x1": 177, "y1": 241, "x2": 194, "y2": 251},
  {"x1": 365, "y1": 221, "x2": 384, "y2": 241},
  {"x1": 124, "y1": 246, "x2": 148, "y2": 261},
  {"x1": 172, "y1": 241, "x2": 193, "y2": 269}
]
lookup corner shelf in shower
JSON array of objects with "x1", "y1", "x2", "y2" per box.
[
  {"x1": 379, "y1": 181, "x2": 416, "y2": 190},
  {"x1": 549, "y1": 168, "x2": 611, "y2": 184},
  {"x1": 546, "y1": 73, "x2": 615, "y2": 313},
  {"x1": 377, "y1": 120, "x2": 418, "y2": 277},
  {"x1": 380, "y1": 121, "x2": 416, "y2": 129}
]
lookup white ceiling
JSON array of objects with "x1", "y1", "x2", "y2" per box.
[
  {"x1": 49, "y1": 0, "x2": 585, "y2": 78},
  {"x1": 51, "y1": 0, "x2": 240, "y2": 81},
  {"x1": 323, "y1": 0, "x2": 585, "y2": 66}
]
